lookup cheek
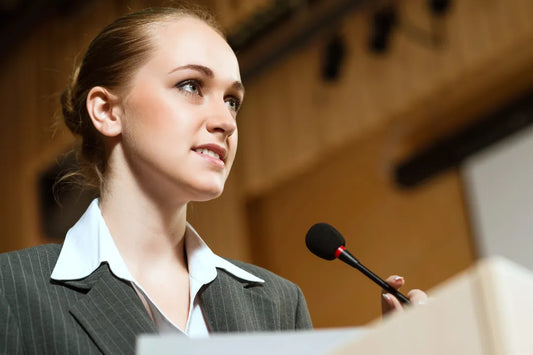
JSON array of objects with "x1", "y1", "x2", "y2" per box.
[
  {"x1": 123, "y1": 91, "x2": 177, "y2": 139},
  {"x1": 226, "y1": 132, "x2": 238, "y2": 168},
  {"x1": 233, "y1": 131, "x2": 238, "y2": 153}
]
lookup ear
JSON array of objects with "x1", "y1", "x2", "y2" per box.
[{"x1": 86, "y1": 86, "x2": 123, "y2": 137}]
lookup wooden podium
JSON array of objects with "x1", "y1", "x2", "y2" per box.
[{"x1": 334, "y1": 257, "x2": 533, "y2": 355}]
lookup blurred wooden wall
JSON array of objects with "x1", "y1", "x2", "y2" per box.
[{"x1": 1, "y1": 0, "x2": 533, "y2": 328}]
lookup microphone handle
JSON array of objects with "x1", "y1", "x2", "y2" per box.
[{"x1": 338, "y1": 248, "x2": 411, "y2": 304}]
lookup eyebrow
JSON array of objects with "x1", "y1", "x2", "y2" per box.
[{"x1": 169, "y1": 64, "x2": 245, "y2": 95}]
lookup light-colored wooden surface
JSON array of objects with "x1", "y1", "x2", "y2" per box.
[
  {"x1": 475, "y1": 257, "x2": 533, "y2": 354},
  {"x1": 333, "y1": 257, "x2": 533, "y2": 354}
]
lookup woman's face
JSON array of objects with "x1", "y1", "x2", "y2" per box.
[{"x1": 118, "y1": 17, "x2": 243, "y2": 203}]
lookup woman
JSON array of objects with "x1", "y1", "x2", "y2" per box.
[{"x1": 0, "y1": 6, "x2": 425, "y2": 355}]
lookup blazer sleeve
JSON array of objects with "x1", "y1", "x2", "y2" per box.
[
  {"x1": 0, "y1": 291, "x2": 23, "y2": 354},
  {"x1": 294, "y1": 284, "x2": 313, "y2": 330}
]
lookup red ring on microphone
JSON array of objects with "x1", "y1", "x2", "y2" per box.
[{"x1": 334, "y1": 245, "x2": 345, "y2": 259}]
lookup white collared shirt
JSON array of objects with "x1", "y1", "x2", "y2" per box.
[{"x1": 51, "y1": 199, "x2": 263, "y2": 337}]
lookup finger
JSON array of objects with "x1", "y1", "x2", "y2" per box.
[
  {"x1": 407, "y1": 289, "x2": 428, "y2": 305},
  {"x1": 384, "y1": 275, "x2": 405, "y2": 290},
  {"x1": 381, "y1": 275, "x2": 405, "y2": 315},
  {"x1": 381, "y1": 293, "x2": 403, "y2": 315}
]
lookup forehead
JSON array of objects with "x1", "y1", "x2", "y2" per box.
[{"x1": 148, "y1": 17, "x2": 241, "y2": 80}]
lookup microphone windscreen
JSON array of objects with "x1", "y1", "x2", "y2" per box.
[{"x1": 305, "y1": 223, "x2": 345, "y2": 260}]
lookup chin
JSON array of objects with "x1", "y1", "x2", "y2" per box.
[{"x1": 190, "y1": 184, "x2": 225, "y2": 202}]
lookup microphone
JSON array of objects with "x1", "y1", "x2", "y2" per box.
[{"x1": 305, "y1": 222, "x2": 410, "y2": 304}]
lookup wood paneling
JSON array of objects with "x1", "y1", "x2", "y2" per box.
[{"x1": 237, "y1": 0, "x2": 533, "y2": 195}]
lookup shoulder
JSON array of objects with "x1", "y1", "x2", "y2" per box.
[
  {"x1": 0, "y1": 243, "x2": 62, "y2": 263},
  {"x1": 224, "y1": 259, "x2": 304, "y2": 298},
  {"x1": 0, "y1": 244, "x2": 61, "y2": 277},
  {"x1": 0, "y1": 244, "x2": 63, "y2": 310},
  {"x1": 222, "y1": 259, "x2": 313, "y2": 329},
  {"x1": 226, "y1": 259, "x2": 294, "y2": 284}
]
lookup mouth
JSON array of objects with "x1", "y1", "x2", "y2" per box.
[
  {"x1": 194, "y1": 148, "x2": 221, "y2": 160},
  {"x1": 192, "y1": 144, "x2": 227, "y2": 165}
]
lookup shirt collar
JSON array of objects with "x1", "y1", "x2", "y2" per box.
[
  {"x1": 51, "y1": 198, "x2": 264, "y2": 285},
  {"x1": 184, "y1": 223, "x2": 264, "y2": 284}
]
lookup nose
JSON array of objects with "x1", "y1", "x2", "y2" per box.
[{"x1": 206, "y1": 100, "x2": 237, "y2": 137}]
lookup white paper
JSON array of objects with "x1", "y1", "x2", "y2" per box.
[{"x1": 137, "y1": 327, "x2": 364, "y2": 355}]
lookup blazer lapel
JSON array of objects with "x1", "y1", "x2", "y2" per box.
[
  {"x1": 200, "y1": 269, "x2": 277, "y2": 333},
  {"x1": 65, "y1": 263, "x2": 157, "y2": 355}
]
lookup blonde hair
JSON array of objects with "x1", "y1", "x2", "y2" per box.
[{"x1": 60, "y1": 6, "x2": 223, "y2": 190}]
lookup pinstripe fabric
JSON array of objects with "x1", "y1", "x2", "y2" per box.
[
  {"x1": 201, "y1": 260, "x2": 312, "y2": 333},
  {"x1": 0, "y1": 245, "x2": 312, "y2": 354},
  {"x1": 0, "y1": 244, "x2": 157, "y2": 354}
]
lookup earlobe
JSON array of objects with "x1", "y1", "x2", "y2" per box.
[{"x1": 86, "y1": 86, "x2": 122, "y2": 137}]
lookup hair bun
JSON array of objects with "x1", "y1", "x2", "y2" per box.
[{"x1": 60, "y1": 66, "x2": 83, "y2": 136}]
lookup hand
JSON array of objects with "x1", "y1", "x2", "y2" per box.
[{"x1": 381, "y1": 275, "x2": 427, "y2": 315}]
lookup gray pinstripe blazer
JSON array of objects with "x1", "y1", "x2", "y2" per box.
[{"x1": 0, "y1": 244, "x2": 312, "y2": 354}]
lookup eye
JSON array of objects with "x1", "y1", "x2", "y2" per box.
[
  {"x1": 176, "y1": 79, "x2": 202, "y2": 96},
  {"x1": 225, "y1": 96, "x2": 242, "y2": 113}
]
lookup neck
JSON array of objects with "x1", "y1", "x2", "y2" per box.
[{"x1": 99, "y1": 171, "x2": 189, "y2": 277}]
